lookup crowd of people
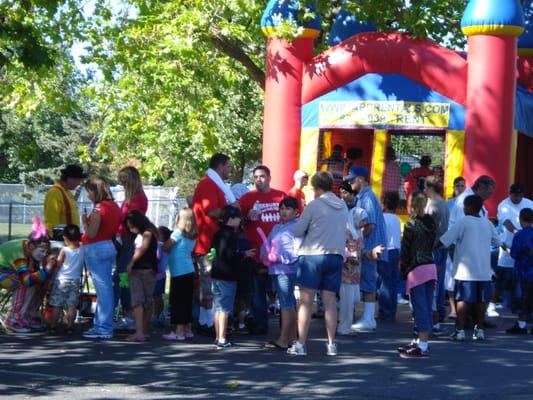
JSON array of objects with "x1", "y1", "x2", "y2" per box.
[{"x1": 0, "y1": 152, "x2": 532, "y2": 360}]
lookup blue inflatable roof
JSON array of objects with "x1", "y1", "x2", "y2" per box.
[
  {"x1": 461, "y1": 0, "x2": 525, "y2": 36},
  {"x1": 261, "y1": 0, "x2": 321, "y2": 36},
  {"x1": 518, "y1": 0, "x2": 533, "y2": 49},
  {"x1": 328, "y1": 10, "x2": 376, "y2": 46}
]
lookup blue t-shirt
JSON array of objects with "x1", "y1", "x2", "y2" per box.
[{"x1": 167, "y1": 230, "x2": 196, "y2": 277}]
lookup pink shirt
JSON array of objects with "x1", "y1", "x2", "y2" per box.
[{"x1": 406, "y1": 263, "x2": 437, "y2": 295}]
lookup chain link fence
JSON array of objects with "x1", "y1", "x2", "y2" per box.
[{"x1": 0, "y1": 184, "x2": 188, "y2": 243}]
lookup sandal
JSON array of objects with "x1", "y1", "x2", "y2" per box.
[
  {"x1": 262, "y1": 341, "x2": 288, "y2": 351},
  {"x1": 125, "y1": 334, "x2": 148, "y2": 342}
]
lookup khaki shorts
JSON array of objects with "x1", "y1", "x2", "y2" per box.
[
  {"x1": 130, "y1": 269, "x2": 157, "y2": 309},
  {"x1": 193, "y1": 254, "x2": 212, "y2": 302}
]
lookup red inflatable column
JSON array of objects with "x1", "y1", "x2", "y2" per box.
[
  {"x1": 463, "y1": 35, "x2": 518, "y2": 216},
  {"x1": 262, "y1": 37, "x2": 313, "y2": 192}
]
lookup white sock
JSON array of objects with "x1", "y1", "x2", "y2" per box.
[
  {"x1": 218, "y1": 337, "x2": 226, "y2": 344},
  {"x1": 518, "y1": 320, "x2": 527, "y2": 329},
  {"x1": 205, "y1": 308, "x2": 214, "y2": 327},
  {"x1": 363, "y1": 302, "x2": 375, "y2": 321},
  {"x1": 418, "y1": 341, "x2": 428, "y2": 351}
]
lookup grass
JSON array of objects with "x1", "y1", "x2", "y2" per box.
[{"x1": 0, "y1": 223, "x2": 32, "y2": 243}]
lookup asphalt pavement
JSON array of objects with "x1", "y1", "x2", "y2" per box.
[{"x1": 1, "y1": 304, "x2": 533, "y2": 399}]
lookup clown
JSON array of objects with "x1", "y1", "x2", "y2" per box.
[{"x1": 0, "y1": 217, "x2": 58, "y2": 333}]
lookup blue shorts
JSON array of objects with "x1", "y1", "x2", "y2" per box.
[
  {"x1": 360, "y1": 259, "x2": 378, "y2": 293},
  {"x1": 273, "y1": 273, "x2": 296, "y2": 311},
  {"x1": 212, "y1": 279, "x2": 237, "y2": 314},
  {"x1": 454, "y1": 280, "x2": 493, "y2": 303},
  {"x1": 296, "y1": 254, "x2": 343, "y2": 294}
]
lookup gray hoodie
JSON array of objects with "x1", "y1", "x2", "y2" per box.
[{"x1": 292, "y1": 192, "x2": 349, "y2": 256}]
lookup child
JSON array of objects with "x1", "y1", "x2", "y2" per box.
[
  {"x1": 162, "y1": 209, "x2": 198, "y2": 340},
  {"x1": 211, "y1": 205, "x2": 255, "y2": 349},
  {"x1": 124, "y1": 210, "x2": 160, "y2": 342},
  {"x1": 47, "y1": 224, "x2": 84, "y2": 335},
  {"x1": 440, "y1": 195, "x2": 502, "y2": 342},
  {"x1": 397, "y1": 192, "x2": 436, "y2": 358},
  {"x1": 153, "y1": 226, "x2": 172, "y2": 326},
  {"x1": 506, "y1": 207, "x2": 533, "y2": 334},
  {"x1": 261, "y1": 197, "x2": 301, "y2": 350},
  {"x1": 379, "y1": 191, "x2": 403, "y2": 320},
  {"x1": 338, "y1": 205, "x2": 367, "y2": 335}
]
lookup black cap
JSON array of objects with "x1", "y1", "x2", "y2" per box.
[
  {"x1": 509, "y1": 183, "x2": 523, "y2": 194},
  {"x1": 61, "y1": 164, "x2": 87, "y2": 179}
]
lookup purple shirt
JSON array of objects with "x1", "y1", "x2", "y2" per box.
[{"x1": 263, "y1": 219, "x2": 302, "y2": 275}]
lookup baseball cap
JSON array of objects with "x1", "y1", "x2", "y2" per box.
[
  {"x1": 344, "y1": 165, "x2": 369, "y2": 182},
  {"x1": 293, "y1": 170, "x2": 308, "y2": 181},
  {"x1": 61, "y1": 164, "x2": 87, "y2": 179},
  {"x1": 509, "y1": 183, "x2": 523, "y2": 194}
]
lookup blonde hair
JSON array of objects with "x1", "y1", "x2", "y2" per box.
[
  {"x1": 175, "y1": 208, "x2": 198, "y2": 240},
  {"x1": 118, "y1": 166, "x2": 144, "y2": 203},
  {"x1": 85, "y1": 177, "x2": 113, "y2": 204},
  {"x1": 410, "y1": 192, "x2": 427, "y2": 218}
]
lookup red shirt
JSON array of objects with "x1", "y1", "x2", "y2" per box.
[
  {"x1": 287, "y1": 186, "x2": 306, "y2": 214},
  {"x1": 82, "y1": 200, "x2": 122, "y2": 244},
  {"x1": 239, "y1": 188, "x2": 286, "y2": 262},
  {"x1": 117, "y1": 191, "x2": 148, "y2": 237},
  {"x1": 192, "y1": 176, "x2": 227, "y2": 255}
]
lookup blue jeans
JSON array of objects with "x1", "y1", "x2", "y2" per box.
[
  {"x1": 85, "y1": 240, "x2": 116, "y2": 335},
  {"x1": 113, "y1": 240, "x2": 133, "y2": 311},
  {"x1": 273, "y1": 273, "x2": 296, "y2": 311},
  {"x1": 411, "y1": 280, "x2": 435, "y2": 333},
  {"x1": 251, "y1": 273, "x2": 268, "y2": 332},
  {"x1": 433, "y1": 248, "x2": 448, "y2": 321},
  {"x1": 377, "y1": 249, "x2": 400, "y2": 320}
]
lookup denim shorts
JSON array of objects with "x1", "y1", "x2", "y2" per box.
[
  {"x1": 360, "y1": 259, "x2": 378, "y2": 293},
  {"x1": 454, "y1": 280, "x2": 493, "y2": 303},
  {"x1": 49, "y1": 279, "x2": 80, "y2": 307},
  {"x1": 296, "y1": 254, "x2": 343, "y2": 294},
  {"x1": 212, "y1": 279, "x2": 237, "y2": 314},
  {"x1": 273, "y1": 273, "x2": 296, "y2": 311}
]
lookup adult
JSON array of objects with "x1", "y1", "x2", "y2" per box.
[
  {"x1": 82, "y1": 177, "x2": 122, "y2": 339},
  {"x1": 239, "y1": 165, "x2": 285, "y2": 334},
  {"x1": 114, "y1": 166, "x2": 148, "y2": 330},
  {"x1": 287, "y1": 171, "x2": 348, "y2": 356},
  {"x1": 287, "y1": 170, "x2": 308, "y2": 214},
  {"x1": 346, "y1": 166, "x2": 388, "y2": 332},
  {"x1": 322, "y1": 144, "x2": 344, "y2": 171},
  {"x1": 490, "y1": 184, "x2": 533, "y2": 314},
  {"x1": 449, "y1": 175, "x2": 495, "y2": 228},
  {"x1": 447, "y1": 176, "x2": 466, "y2": 213},
  {"x1": 0, "y1": 218, "x2": 56, "y2": 333},
  {"x1": 424, "y1": 176, "x2": 450, "y2": 323},
  {"x1": 192, "y1": 153, "x2": 236, "y2": 332},
  {"x1": 382, "y1": 146, "x2": 402, "y2": 195},
  {"x1": 404, "y1": 155, "x2": 432, "y2": 209},
  {"x1": 43, "y1": 164, "x2": 86, "y2": 238}
]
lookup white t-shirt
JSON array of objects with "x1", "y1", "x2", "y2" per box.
[
  {"x1": 449, "y1": 188, "x2": 488, "y2": 228},
  {"x1": 384, "y1": 212, "x2": 401, "y2": 250},
  {"x1": 57, "y1": 246, "x2": 84, "y2": 281},
  {"x1": 497, "y1": 197, "x2": 533, "y2": 267},
  {"x1": 440, "y1": 216, "x2": 501, "y2": 281}
]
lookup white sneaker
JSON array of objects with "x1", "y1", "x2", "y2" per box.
[
  {"x1": 473, "y1": 327, "x2": 485, "y2": 341},
  {"x1": 351, "y1": 318, "x2": 376, "y2": 332},
  {"x1": 451, "y1": 329, "x2": 466, "y2": 342},
  {"x1": 397, "y1": 295, "x2": 409, "y2": 305},
  {"x1": 326, "y1": 342, "x2": 338, "y2": 356},
  {"x1": 287, "y1": 341, "x2": 307, "y2": 356},
  {"x1": 486, "y1": 303, "x2": 499, "y2": 317}
]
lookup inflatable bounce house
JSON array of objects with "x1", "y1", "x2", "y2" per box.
[{"x1": 260, "y1": 0, "x2": 533, "y2": 216}]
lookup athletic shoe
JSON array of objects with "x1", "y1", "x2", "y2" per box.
[
  {"x1": 216, "y1": 341, "x2": 232, "y2": 349},
  {"x1": 506, "y1": 323, "x2": 528, "y2": 335},
  {"x1": 5, "y1": 321, "x2": 31, "y2": 333},
  {"x1": 399, "y1": 346, "x2": 429, "y2": 358},
  {"x1": 83, "y1": 328, "x2": 113, "y2": 340},
  {"x1": 450, "y1": 329, "x2": 466, "y2": 342},
  {"x1": 162, "y1": 332, "x2": 186, "y2": 341},
  {"x1": 472, "y1": 327, "x2": 485, "y2": 341},
  {"x1": 397, "y1": 341, "x2": 418, "y2": 354},
  {"x1": 325, "y1": 342, "x2": 338, "y2": 356},
  {"x1": 397, "y1": 295, "x2": 409, "y2": 305},
  {"x1": 351, "y1": 319, "x2": 376, "y2": 332},
  {"x1": 494, "y1": 303, "x2": 504, "y2": 309},
  {"x1": 486, "y1": 303, "x2": 499, "y2": 318},
  {"x1": 287, "y1": 341, "x2": 307, "y2": 356}
]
